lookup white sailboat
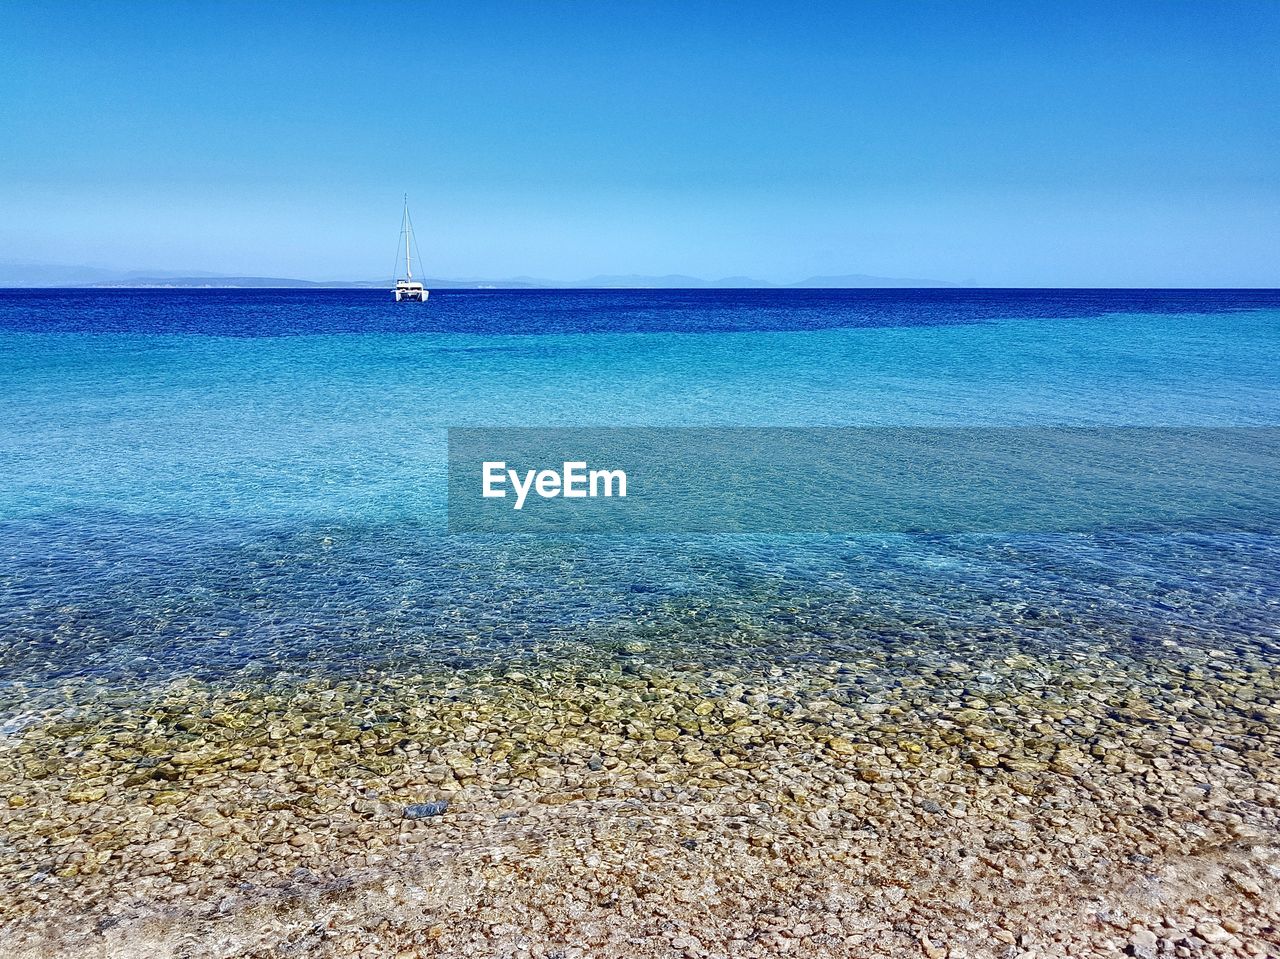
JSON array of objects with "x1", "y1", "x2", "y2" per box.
[{"x1": 392, "y1": 195, "x2": 429, "y2": 302}]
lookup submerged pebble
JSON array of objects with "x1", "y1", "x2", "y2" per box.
[
  {"x1": 403, "y1": 801, "x2": 449, "y2": 819},
  {"x1": 0, "y1": 628, "x2": 1277, "y2": 956}
]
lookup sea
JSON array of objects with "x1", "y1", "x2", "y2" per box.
[{"x1": 1, "y1": 288, "x2": 1279, "y2": 713}]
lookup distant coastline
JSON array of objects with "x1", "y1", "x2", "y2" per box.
[{"x1": 0, "y1": 263, "x2": 961, "y2": 290}]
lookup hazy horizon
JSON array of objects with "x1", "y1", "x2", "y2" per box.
[
  {"x1": 3, "y1": 1, "x2": 1278, "y2": 287},
  {"x1": 7, "y1": 260, "x2": 1280, "y2": 289},
  {"x1": 0, "y1": 259, "x2": 966, "y2": 288}
]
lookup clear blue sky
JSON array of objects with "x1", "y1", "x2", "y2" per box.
[{"x1": 2, "y1": 1, "x2": 1277, "y2": 285}]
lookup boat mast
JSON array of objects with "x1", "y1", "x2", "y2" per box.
[{"x1": 403, "y1": 194, "x2": 413, "y2": 281}]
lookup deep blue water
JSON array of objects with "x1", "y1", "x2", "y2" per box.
[
  {"x1": 2, "y1": 287, "x2": 1280, "y2": 336},
  {"x1": 2, "y1": 289, "x2": 1279, "y2": 708}
]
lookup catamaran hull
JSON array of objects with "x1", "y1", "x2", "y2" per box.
[{"x1": 393, "y1": 196, "x2": 428, "y2": 302}]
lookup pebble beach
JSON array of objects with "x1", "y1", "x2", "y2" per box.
[{"x1": 3, "y1": 625, "x2": 1278, "y2": 957}]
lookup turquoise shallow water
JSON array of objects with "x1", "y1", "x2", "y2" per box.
[{"x1": 2, "y1": 289, "x2": 1279, "y2": 707}]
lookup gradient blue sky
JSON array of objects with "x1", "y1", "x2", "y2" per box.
[{"x1": 2, "y1": 0, "x2": 1277, "y2": 285}]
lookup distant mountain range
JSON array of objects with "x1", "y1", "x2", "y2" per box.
[{"x1": 0, "y1": 262, "x2": 961, "y2": 289}]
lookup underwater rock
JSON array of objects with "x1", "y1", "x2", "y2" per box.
[{"x1": 403, "y1": 800, "x2": 449, "y2": 819}]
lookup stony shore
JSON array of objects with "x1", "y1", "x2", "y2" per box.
[{"x1": 1, "y1": 642, "x2": 1278, "y2": 957}]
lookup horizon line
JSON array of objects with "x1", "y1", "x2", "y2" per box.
[{"x1": 5, "y1": 284, "x2": 1280, "y2": 292}]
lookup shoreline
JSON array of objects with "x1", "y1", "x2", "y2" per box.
[
  {"x1": 7, "y1": 821, "x2": 1278, "y2": 958},
  {"x1": 3, "y1": 649, "x2": 1277, "y2": 956}
]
